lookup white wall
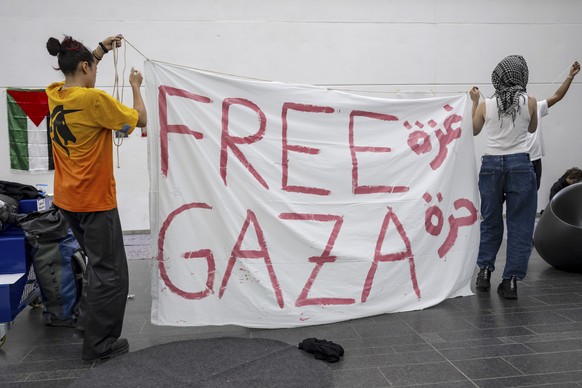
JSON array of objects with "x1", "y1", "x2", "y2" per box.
[{"x1": 1, "y1": 0, "x2": 581, "y2": 231}]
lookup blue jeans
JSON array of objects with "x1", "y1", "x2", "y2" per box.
[{"x1": 476, "y1": 153, "x2": 537, "y2": 280}]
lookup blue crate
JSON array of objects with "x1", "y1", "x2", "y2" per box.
[
  {"x1": 0, "y1": 269, "x2": 39, "y2": 322},
  {"x1": 18, "y1": 197, "x2": 53, "y2": 214},
  {"x1": 0, "y1": 233, "x2": 29, "y2": 275},
  {"x1": 0, "y1": 226, "x2": 25, "y2": 236},
  {"x1": 17, "y1": 199, "x2": 37, "y2": 214},
  {"x1": 0, "y1": 273, "x2": 27, "y2": 322}
]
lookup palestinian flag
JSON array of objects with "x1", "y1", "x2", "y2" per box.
[{"x1": 6, "y1": 89, "x2": 53, "y2": 172}]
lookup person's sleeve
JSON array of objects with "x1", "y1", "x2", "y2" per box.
[
  {"x1": 92, "y1": 90, "x2": 139, "y2": 135},
  {"x1": 549, "y1": 180, "x2": 562, "y2": 201},
  {"x1": 549, "y1": 185, "x2": 557, "y2": 201},
  {"x1": 539, "y1": 100, "x2": 549, "y2": 118}
]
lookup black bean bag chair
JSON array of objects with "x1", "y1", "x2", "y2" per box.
[{"x1": 534, "y1": 182, "x2": 582, "y2": 272}]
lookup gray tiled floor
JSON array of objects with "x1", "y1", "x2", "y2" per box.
[{"x1": 2, "y1": 233, "x2": 582, "y2": 387}]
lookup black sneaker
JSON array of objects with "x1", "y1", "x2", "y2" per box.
[
  {"x1": 497, "y1": 277, "x2": 518, "y2": 299},
  {"x1": 82, "y1": 338, "x2": 129, "y2": 363},
  {"x1": 476, "y1": 267, "x2": 491, "y2": 291}
]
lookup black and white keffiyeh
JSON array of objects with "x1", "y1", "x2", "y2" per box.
[{"x1": 491, "y1": 55, "x2": 529, "y2": 122}]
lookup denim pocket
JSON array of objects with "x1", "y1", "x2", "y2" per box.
[
  {"x1": 508, "y1": 169, "x2": 535, "y2": 193},
  {"x1": 478, "y1": 171, "x2": 496, "y2": 195}
]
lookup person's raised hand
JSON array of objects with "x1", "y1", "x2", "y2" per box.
[
  {"x1": 129, "y1": 67, "x2": 143, "y2": 87},
  {"x1": 569, "y1": 61, "x2": 580, "y2": 78},
  {"x1": 101, "y1": 34, "x2": 123, "y2": 52},
  {"x1": 469, "y1": 86, "x2": 481, "y2": 102}
]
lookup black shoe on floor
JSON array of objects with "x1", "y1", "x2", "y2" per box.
[
  {"x1": 497, "y1": 277, "x2": 518, "y2": 299},
  {"x1": 476, "y1": 267, "x2": 491, "y2": 291},
  {"x1": 82, "y1": 338, "x2": 129, "y2": 363}
]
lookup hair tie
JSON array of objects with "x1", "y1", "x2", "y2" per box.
[{"x1": 61, "y1": 36, "x2": 83, "y2": 52}]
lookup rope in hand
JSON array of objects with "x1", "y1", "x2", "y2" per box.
[{"x1": 111, "y1": 37, "x2": 127, "y2": 168}]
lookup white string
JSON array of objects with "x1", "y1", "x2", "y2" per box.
[
  {"x1": 111, "y1": 41, "x2": 128, "y2": 167},
  {"x1": 144, "y1": 57, "x2": 576, "y2": 98},
  {"x1": 537, "y1": 64, "x2": 572, "y2": 96},
  {"x1": 120, "y1": 39, "x2": 577, "y2": 96},
  {"x1": 144, "y1": 58, "x2": 475, "y2": 96},
  {"x1": 123, "y1": 38, "x2": 149, "y2": 61},
  {"x1": 101, "y1": 38, "x2": 578, "y2": 173}
]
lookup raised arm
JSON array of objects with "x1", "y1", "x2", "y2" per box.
[
  {"x1": 129, "y1": 68, "x2": 147, "y2": 128},
  {"x1": 469, "y1": 87, "x2": 485, "y2": 136},
  {"x1": 546, "y1": 61, "x2": 580, "y2": 108}
]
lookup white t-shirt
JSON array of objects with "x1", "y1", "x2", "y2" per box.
[
  {"x1": 525, "y1": 100, "x2": 549, "y2": 161},
  {"x1": 483, "y1": 96, "x2": 532, "y2": 155}
]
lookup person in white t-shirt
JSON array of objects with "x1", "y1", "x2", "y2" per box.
[
  {"x1": 527, "y1": 61, "x2": 580, "y2": 189},
  {"x1": 470, "y1": 55, "x2": 538, "y2": 299}
]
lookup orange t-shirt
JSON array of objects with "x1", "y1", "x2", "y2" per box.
[{"x1": 46, "y1": 82, "x2": 139, "y2": 212}]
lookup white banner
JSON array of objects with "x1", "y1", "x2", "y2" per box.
[{"x1": 145, "y1": 61, "x2": 480, "y2": 328}]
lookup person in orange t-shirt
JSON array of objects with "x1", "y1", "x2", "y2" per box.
[{"x1": 46, "y1": 34, "x2": 146, "y2": 363}]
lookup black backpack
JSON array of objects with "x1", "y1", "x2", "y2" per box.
[
  {"x1": 19, "y1": 207, "x2": 86, "y2": 324},
  {"x1": 298, "y1": 338, "x2": 345, "y2": 363},
  {"x1": 0, "y1": 180, "x2": 42, "y2": 201},
  {"x1": 0, "y1": 193, "x2": 19, "y2": 231}
]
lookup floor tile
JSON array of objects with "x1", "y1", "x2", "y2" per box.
[
  {"x1": 432, "y1": 337, "x2": 506, "y2": 350},
  {"x1": 0, "y1": 359, "x2": 89, "y2": 374},
  {"x1": 475, "y1": 370, "x2": 582, "y2": 388},
  {"x1": 524, "y1": 338, "x2": 582, "y2": 353},
  {"x1": 399, "y1": 315, "x2": 478, "y2": 333},
  {"x1": 336, "y1": 334, "x2": 428, "y2": 350},
  {"x1": 350, "y1": 320, "x2": 420, "y2": 338},
  {"x1": 504, "y1": 350, "x2": 582, "y2": 374},
  {"x1": 463, "y1": 310, "x2": 575, "y2": 329},
  {"x1": 451, "y1": 357, "x2": 523, "y2": 379},
  {"x1": 436, "y1": 326, "x2": 536, "y2": 341},
  {"x1": 554, "y1": 307, "x2": 582, "y2": 322},
  {"x1": 332, "y1": 367, "x2": 389, "y2": 388},
  {"x1": 379, "y1": 361, "x2": 469, "y2": 385},
  {"x1": 440, "y1": 343, "x2": 534, "y2": 361},
  {"x1": 20, "y1": 344, "x2": 81, "y2": 362},
  {"x1": 531, "y1": 294, "x2": 582, "y2": 306},
  {"x1": 500, "y1": 331, "x2": 582, "y2": 344},
  {"x1": 526, "y1": 321, "x2": 582, "y2": 334},
  {"x1": 333, "y1": 349, "x2": 444, "y2": 370}
]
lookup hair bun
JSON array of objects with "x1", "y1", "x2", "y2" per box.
[{"x1": 46, "y1": 37, "x2": 62, "y2": 56}]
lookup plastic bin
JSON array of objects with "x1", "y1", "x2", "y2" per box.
[{"x1": 0, "y1": 224, "x2": 41, "y2": 347}]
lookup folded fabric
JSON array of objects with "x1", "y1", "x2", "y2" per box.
[{"x1": 298, "y1": 337, "x2": 344, "y2": 363}]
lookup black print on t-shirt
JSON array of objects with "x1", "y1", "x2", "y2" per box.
[{"x1": 49, "y1": 105, "x2": 80, "y2": 157}]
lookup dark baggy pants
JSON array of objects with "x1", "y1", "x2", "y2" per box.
[
  {"x1": 59, "y1": 207, "x2": 129, "y2": 358},
  {"x1": 531, "y1": 158, "x2": 542, "y2": 191}
]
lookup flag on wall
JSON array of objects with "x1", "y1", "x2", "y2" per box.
[{"x1": 6, "y1": 89, "x2": 53, "y2": 172}]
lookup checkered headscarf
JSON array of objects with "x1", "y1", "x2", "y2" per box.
[{"x1": 491, "y1": 55, "x2": 529, "y2": 122}]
